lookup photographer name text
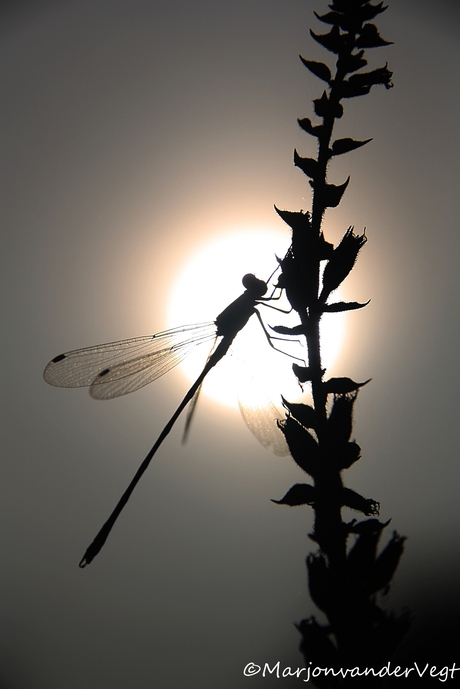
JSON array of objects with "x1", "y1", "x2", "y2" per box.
[{"x1": 243, "y1": 661, "x2": 460, "y2": 683}]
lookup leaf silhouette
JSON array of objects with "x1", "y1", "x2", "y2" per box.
[
  {"x1": 336, "y1": 441, "x2": 361, "y2": 469},
  {"x1": 321, "y1": 226, "x2": 366, "y2": 294},
  {"x1": 326, "y1": 393, "x2": 357, "y2": 444},
  {"x1": 342, "y1": 488, "x2": 380, "y2": 516},
  {"x1": 271, "y1": 483, "x2": 316, "y2": 506},
  {"x1": 274, "y1": 206, "x2": 311, "y2": 230},
  {"x1": 292, "y1": 363, "x2": 325, "y2": 383},
  {"x1": 313, "y1": 91, "x2": 343, "y2": 119},
  {"x1": 368, "y1": 532, "x2": 407, "y2": 593},
  {"x1": 307, "y1": 553, "x2": 335, "y2": 612},
  {"x1": 270, "y1": 324, "x2": 305, "y2": 336},
  {"x1": 296, "y1": 617, "x2": 340, "y2": 671},
  {"x1": 348, "y1": 518, "x2": 392, "y2": 535},
  {"x1": 297, "y1": 117, "x2": 323, "y2": 137},
  {"x1": 322, "y1": 177, "x2": 350, "y2": 208},
  {"x1": 323, "y1": 300, "x2": 370, "y2": 312},
  {"x1": 330, "y1": 137, "x2": 372, "y2": 156},
  {"x1": 323, "y1": 377, "x2": 371, "y2": 394},
  {"x1": 294, "y1": 150, "x2": 318, "y2": 180},
  {"x1": 340, "y1": 82, "x2": 371, "y2": 99},
  {"x1": 315, "y1": 3, "x2": 387, "y2": 32},
  {"x1": 347, "y1": 65, "x2": 393, "y2": 91},
  {"x1": 279, "y1": 416, "x2": 319, "y2": 476},
  {"x1": 299, "y1": 57, "x2": 332, "y2": 84},
  {"x1": 313, "y1": 10, "x2": 343, "y2": 26},
  {"x1": 310, "y1": 25, "x2": 345, "y2": 55},
  {"x1": 281, "y1": 397, "x2": 317, "y2": 429},
  {"x1": 358, "y1": 2, "x2": 388, "y2": 23},
  {"x1": 357, "y1": 23, "x2": 393, "y2": 48},
  {"x1": 347, "y1": 529, "x2": 382, "y2": 579},
  {"x1": 337, "y1": 51, "x2": 368, "y2": 75}
]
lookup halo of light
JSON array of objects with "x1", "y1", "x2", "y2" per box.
[{"x1": 167, "y1": 228, "x2": 346, "y2": 408}]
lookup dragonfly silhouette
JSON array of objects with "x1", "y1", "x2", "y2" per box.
[{"x1": 44, "y1": 273, "x2": 289, "y2": 567}]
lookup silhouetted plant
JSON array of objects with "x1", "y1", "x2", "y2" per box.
[{"x1": 271, "y1": 0, "x2": 410, "y2": 682}]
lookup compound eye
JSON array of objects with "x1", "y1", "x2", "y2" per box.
[{"x1": 242, "y1": 273, "x2": 267, "y2": 297}]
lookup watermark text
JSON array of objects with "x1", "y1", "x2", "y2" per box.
[{"x1": 243, "y1": 661, "x2": 460, "y2": 683}]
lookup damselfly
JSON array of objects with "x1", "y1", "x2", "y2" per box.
[{"x1": 44, "y1": 273, "x2": 290, "y2": 566}]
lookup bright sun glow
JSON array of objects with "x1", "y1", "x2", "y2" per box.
[{"x1": 167, "y1": 228, "x2": 346, "y2": 409}]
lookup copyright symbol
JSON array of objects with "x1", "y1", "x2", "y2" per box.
[{"x1": 243, "y1": 663, "x2": 261, "y2": 677}]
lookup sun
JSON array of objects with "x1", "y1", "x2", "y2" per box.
[{"x1": 167, "y1": 227, "x2": 346, "y2": 409}]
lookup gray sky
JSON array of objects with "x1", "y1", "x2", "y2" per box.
[{"x1": 1, "y1": 1, "x2": 460, "y2": 687}]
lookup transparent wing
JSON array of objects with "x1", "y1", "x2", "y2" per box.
[
  {"x1": 43, "y1": 322, "x2": 216, "y2": 399},
  {"x1": 234, "y1": 359, "x2": 289, "y2": 457},
  {"x1": 238, "y1": 393, "x2": 289, "y2": 457}
]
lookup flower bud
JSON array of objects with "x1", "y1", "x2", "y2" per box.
[{"x1": 321, "y1": 227, "x2": 367, "y2": 297}]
